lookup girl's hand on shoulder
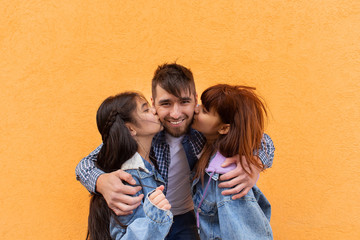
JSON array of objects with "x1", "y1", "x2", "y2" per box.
[{"x1": 149, "y1": 185, "x2": 171, "y2": 211}]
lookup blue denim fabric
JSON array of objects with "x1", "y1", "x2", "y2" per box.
[
  {"x1": 76, "y1": 133, "x2": 274, "y2": 238},
  {"x1": 110, "y1": 156, "x2": 173, "y2": 240},
  {"x1": 192, "y1": 172, "x2": 273, "y2": 240}
]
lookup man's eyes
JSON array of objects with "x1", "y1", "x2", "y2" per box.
[
  {"x1": 158, "y1": 100, "x2": 191, "y2": 106},
  {"x1": 160, "y1": 102, "x2": 171, "y2": 106}
]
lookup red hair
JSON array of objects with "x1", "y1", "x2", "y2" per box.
[{"x1": 194, "y1": 84, "x2": 267, "y2": 183}]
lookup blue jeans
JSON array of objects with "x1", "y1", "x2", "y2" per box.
[{"x1": 165, "y1": 210, "x2": 200, "y2": 240}]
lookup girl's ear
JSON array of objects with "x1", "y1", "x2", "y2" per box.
[
  {"x1": 125, "y1": 123, "x2": 137, "y2": 136},
  {"x1": 218, "y1": 124, "x2": 230, "y2": 135}
]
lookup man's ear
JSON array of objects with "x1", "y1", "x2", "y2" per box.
[
  {"x1": 218, "y1": 124, "x2": 230, "y2": 135},
  {"x1": 125, "y1": 123, "x2": 137, "y2": 136}
]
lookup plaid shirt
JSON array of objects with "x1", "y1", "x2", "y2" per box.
[
  {"x1": 75, "y1": 129, "x2": 275, "y2": 193},
  {"x1": 151, "y1": 128, "x2": 206, "y2": 193}
]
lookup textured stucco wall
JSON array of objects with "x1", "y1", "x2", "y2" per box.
[{"x1": 1, "y1": 1, "x2": 360, "y2": 239}]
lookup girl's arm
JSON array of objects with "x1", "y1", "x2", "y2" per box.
[
  {"x1": 216, "y1": 186, "x2": 273, "y2": 239},
  {"x1": 111, "y1": 186, "x2": 173, "y2": 240}
]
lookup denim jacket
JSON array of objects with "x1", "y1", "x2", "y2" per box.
[
  {"x1": 192, "y1": 161, "x2": 273, "y2": 239},
  {"x1": 110, "y1": 152, "x2": 173, "y2": 240}
]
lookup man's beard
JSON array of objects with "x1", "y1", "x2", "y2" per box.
[{"x1": 162, "y1": 117, "x2": 194, "y2": 137}]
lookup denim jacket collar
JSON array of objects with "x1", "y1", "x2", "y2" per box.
[
  {"x1": 121, "y1": 152, "x2": 165, "y2": 184},
  {"x1": 121, "y1": 152, "x2": 150, "y2": 174},
  {"x1": 191, "y1": 171, "x2": 220, "y2": 190}
]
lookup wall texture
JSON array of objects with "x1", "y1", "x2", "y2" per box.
[{"x1": 1, "y1": 1, "x2": 360, "y2": 239}]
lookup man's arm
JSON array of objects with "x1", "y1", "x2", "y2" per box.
[
  {"x1": 75, "y1": 144, "x2": 104, "y2": 193},
  {"x1": 75, "y1": 144, "x2": 143, "y2": 215},
  {"x1": 218, "y1": 133, "x2": 275, "y2": 200},
  {"x1": 255, "y1": 133, "x2": 275, "y2": 168}
]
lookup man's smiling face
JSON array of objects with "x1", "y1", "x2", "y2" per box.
[{"x1": 152, "y1": 85, "x2": 197, "y2": 137}]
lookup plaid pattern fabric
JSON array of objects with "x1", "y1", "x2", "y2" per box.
[
  {"x1": 258, "y1": 133, "x2": 275, "y2": 168},
  {"x1": 151, "y1": 128, "x2": 206, "y2": 193},
  {"x1": 75, "y1": 144, "x2": 104, "y2": 193}
]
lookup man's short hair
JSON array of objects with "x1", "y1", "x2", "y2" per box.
[{"x1": 152, "y1": 63, "x2": 196, "y2": 100}]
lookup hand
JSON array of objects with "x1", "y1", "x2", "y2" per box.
[
  {"x1": 218, "y1": 155, "x2": 262, "y2": 200},
  {"x1": 96, "y1": 169, "x2": 144, "y2": 215},
  {"x1": 149, "y1": 185, "x2": 171, "y2": 211}
]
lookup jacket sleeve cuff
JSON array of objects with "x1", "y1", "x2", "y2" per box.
[{"x1": 143, "y1": 191, "x2": 173, "y2": 223}]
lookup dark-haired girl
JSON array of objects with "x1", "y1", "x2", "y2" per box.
[
  {"x1": 191, "y1": 84, "x2": 274, "y2": 240},
  {"x1": 87, "y1": 92, "x2": 173, "y2": 240}
]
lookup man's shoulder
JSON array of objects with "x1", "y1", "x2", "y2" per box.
[
  {"x1": 186, "y1": 128, "x2": 206, "y2": 144},
  {"x1": 183, "y1": 128, "x2": 206, "y2": 155}
]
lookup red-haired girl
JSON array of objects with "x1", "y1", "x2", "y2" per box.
[{"x1": 192, "y1": 84, "x2": 274, "y2": 240}]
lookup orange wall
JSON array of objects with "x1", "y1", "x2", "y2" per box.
[{"x1": 1, "y1": 1, "x2": 360, "y2": 239}]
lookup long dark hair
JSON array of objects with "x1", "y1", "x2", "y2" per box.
[
  {"x1": 194, "y1": 84, "x2": 267, "y2": 183},
  {"x1": 87, "y1": 92, "x2": 142, "y2": 240}
]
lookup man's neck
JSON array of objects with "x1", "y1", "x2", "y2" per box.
[{"x1": 165, "y1": 132, "x2": 185, "y2": 146}]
